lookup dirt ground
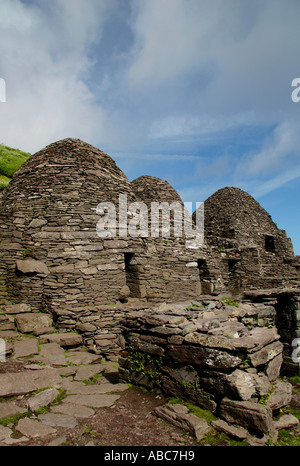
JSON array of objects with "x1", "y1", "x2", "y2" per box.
[{"x1": 6, "y1": 386, "x2": 199, "y2": 447}]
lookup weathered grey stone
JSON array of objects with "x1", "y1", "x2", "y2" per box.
[
  {"x1": 274, "y1": 414, "x2": 299, "y2": 430},
  {"x1": 0, "y1": 424, "x2": 28, "y2": 445},
  {"x1": 265, "y1": 353, "x2": 283, "y2": 382},
  {"x1": 168, "y1": 344, "x2": 242, "y2": 369},
  {"x1": 62, "y1": 393, "x2": 120, "y2": 408},
  {"x1": 227, "y1": 369, "x2": 256, "y2": 401},
  {"x1": 220, "y1": 398, "x2": 274, "y2": 435},
  {"x1": 153, "y1": 404, "x2": 210, "y2": 441},
  {"x1": 211, "y1": 419, "x2": 248, "y2": 440},
  {"x1": 251, "y1": 372, "x2": 272, "y2": 397},
  {"x1": 51, "y1": 403, "x2": 95, "y2": 418},
  {"x1": 37, "y1": 342, "x2": 68, "y2": 366},
  {"x1": 119, "y1": 285, "x2": 130, "y2": 300},
  {"x1": 15, "y1": 313, "x2": 53, "y2": 333},
  {"x1": 4, "y1": 303, "x2": 31, "y2": 314},
  {"x1": 74, "y1": 364, "x2": 105, "y2": 381},
  {"x1": 38, "y1": 412, "x2": 77, "y2": 428},
  {"x1": 66, "y1": 351, "x2": 102, "y2": 365},
  {"x1": 28, "y1": 388, "x2": 60, "y2": 412},
  {"x1": 16, "y1": 259, "x2": 49, "y2": 275},
  {"x1": 0, "y1": 401, "x2": 27, "y2": 420},
  {"x1": 0, "y1": 368, "x2": 62, "y2": 397},
  {"x1": 39, "y1": 332, "x2": 82, "y2": 347},
  {"x1": 184, "y1": 331, "x2": 252, "y2": 351},
  {"x1": 267, "y1": 381, "x2": 292, "y2": 409},
  {"x1": 61, "y1": 379, "x2": 128, "y2": 395},
  {"x1": 249, "y1": 340, "x2": 283, "y2": 367},
  {"x1": 13, "y1": 338, "x2": 39, "y2": 358},
  {"x1": 28, "y1": 218, "x2": 47, "y2": 228},
  {"x1": 16, "y1": 417, "x2": 56, "y2": 438},
  {"x1": 47, "y1": 435, "x2": 67, "y2": 446}
]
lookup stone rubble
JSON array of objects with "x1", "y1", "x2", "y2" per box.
[
  {"x1": 0, "y1": 297, "x2": 299, "y2": 445},
  {"x1": 0, "y1": 315, "x2": 129, "y2": 445},
  {"x1": 119, "y1": 298, "x2": 299, "y2": 444}
]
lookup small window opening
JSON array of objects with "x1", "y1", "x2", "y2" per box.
[
  {"x1": 265, "y1": 235, "x2": 276, "y2": 253},
  {"x1": 228, "y1": 259, "x2": 239, "y2": 273}
]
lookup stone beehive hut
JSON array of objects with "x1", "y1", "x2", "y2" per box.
[
  {"x1": 0, "y1": 140, "x2": 298, "y2": 313},
  {"x1": 0, "y1": 139, "x2": 205, "y2": 311},
  {"x1": 131, "y1": 175, "x2": 203, "y2": 300},
  {"x1": 201, "y1": 186, "x2": 296, "y2": 291},
  {"x1": 0, "y1": 138, "x2": 146, "y2": 310}
]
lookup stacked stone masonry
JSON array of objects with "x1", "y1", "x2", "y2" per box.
[
  {"x1": 119, "y1": 299, "x2": 295, "y2": 440},
  {"x1": 0, "y1": 138, "x2": 298, "y2": 313},
  {"x1": 0, "y1": 137, "x2": 300, "y2": 437}
]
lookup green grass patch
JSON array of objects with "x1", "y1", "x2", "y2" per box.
[
  {"x1": 0, "y1": 174, "x2": 11, "y2": 189},
  {"x1": 0, "y1": 144, "x2": 31, "y2": 179}
]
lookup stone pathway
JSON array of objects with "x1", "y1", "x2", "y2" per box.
[{"x1": 0, "y1": 328, "x2": 129, "y2": 445}]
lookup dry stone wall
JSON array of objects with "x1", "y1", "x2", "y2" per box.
[
  {"x1": 119, "y1": 298, "x2": 293, "y2": 439},
  {"x1": 198, "y1": 187, "x2": 297, "y2": 292}
]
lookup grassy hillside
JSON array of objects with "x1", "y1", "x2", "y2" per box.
[{"x1": 0, "y1": 144, "x2": 31, "y2": 189}]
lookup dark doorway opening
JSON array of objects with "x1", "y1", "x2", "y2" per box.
[
  {"x1": 124, "y1": 252, "x2": 140, "y2": 297},
  {"x1": 197, "y1": 259, "x2": 213, "y2": 294}
]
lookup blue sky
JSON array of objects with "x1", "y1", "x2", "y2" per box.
[{"x1": 0, "y1": 0, "x2": 300, "y2": 252}]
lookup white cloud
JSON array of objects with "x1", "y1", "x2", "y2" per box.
[
  {"x1": 234, "y1": 118, "x2": 300, "y2": 181},
  {"x1": 149, "y1": 112, "x2": 256, "y2": 139},
  {"x1": 0, "y1": 0, "x2": 109, "y2": 153}
]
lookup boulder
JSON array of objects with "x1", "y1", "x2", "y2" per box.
[
  {"x1": 274, "y1": 414, "x2": 299, "y2": 430},
  {"x1": 15, "y1": 313, "x2": 53, "y2": 334},
  {"x1": 227, "y1": 369, "x2": 256, "y2": 401},
  {"x1": 267, "y1": 381, "x2": 292, "y2": 409},
  {"x1": 220, "y1": 398, "x2": 274, "y2": 435}
]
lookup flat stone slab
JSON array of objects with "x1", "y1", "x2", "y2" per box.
[
  {"x1": 12, "y1": 338, "x2": 39, "y2": 358},
  {"x1": 153, "y1": 404, "x2": 210, "y2": 441},
  {"x1": 211, "y1": 419, "x2": 248, "y2": 440},
  {"x1": 63, "y1": 393, "x2": 120, "y2": 408},
  {"x1": 38, "y1": 412, "x2": 77, "y2": 428},
  {"x1": 51, "y1": 403, "x2": 95, "y2": 418},
  {"x1": 74, "y1": 364, "x2": 106, "y2": 381},
  {"x1": 39, "y1": 332, "x2": 82, "y2": 347},
  {"x1": 28, "y1": 388, "x2": 60, "y2": 412},
  {"x1": 3, "y1": 303, "x2": 31, "y2": 314},
  {"x1": 0, "y1": 424, "x2": 28, "y2": 445},
  {"x1": 0, "y1": 368, "x2": 62, "y2": 397},
  {"x1": 0, "y1": 401, "x2": 27, "y2": 420},
  {"x1": 16, "y1": 417, "x2": 56, "y2": 438},
  {"x1": 66, "y1": 351, "x2": 102, "y2": 365},
  {"x1": 0, "y1": 330, "x2": 21, "y2": 339},
  {"x1": 14, "y1": 313, "x2": 53, "y2": 334},
  {"x1": 37, "y1": 343, "x2": 68, "y2": 366},
  {"x1": 47, "y1": 435, "x2": 67, "y2": 446},
  {"x1": 61, "y1": 379, "x2": 129, "y2": 395}
]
